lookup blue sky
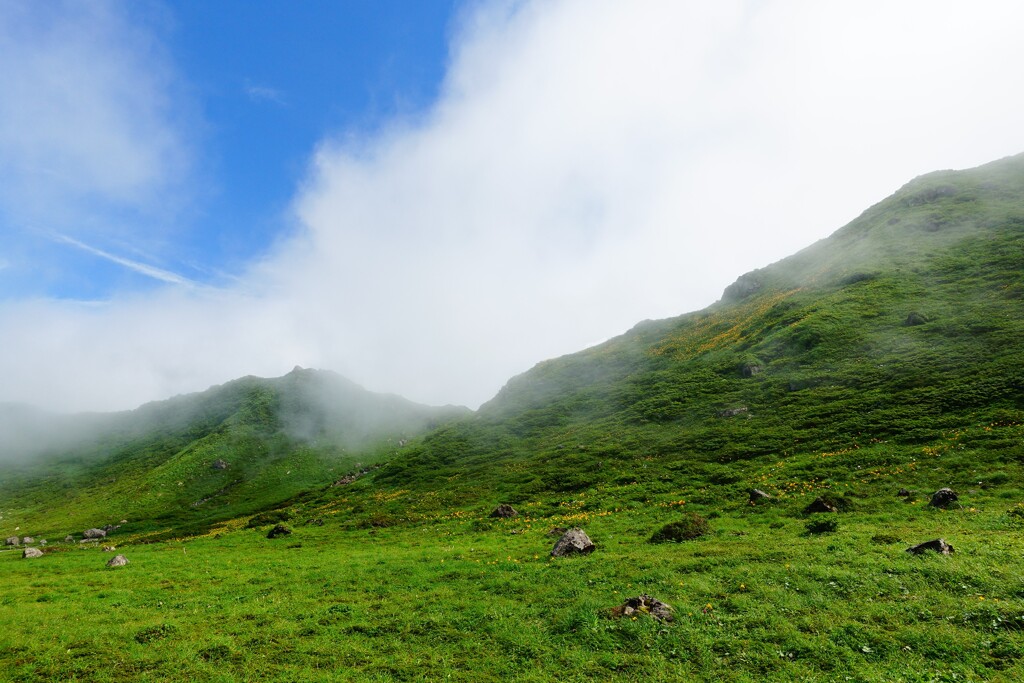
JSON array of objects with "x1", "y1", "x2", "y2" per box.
[
  {"x1": 2, "y1": 1, "x2": 1024, "y2": 412},
  {"x1": 1, "y1": 0, "x2": 459, "y2": 300}
]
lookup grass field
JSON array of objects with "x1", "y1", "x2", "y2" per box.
[{"x1": 4, "y1": 433, "x2": 1024, "y2": 682}]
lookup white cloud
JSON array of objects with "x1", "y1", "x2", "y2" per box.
[
  {"x1": 0, "y1": 0, "x2": 189, "y2": 238},
  {"x1": 2, "y1": 0, "x2": 1024, "y2": 413}
]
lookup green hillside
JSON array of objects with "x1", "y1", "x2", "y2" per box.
[
  {"x1": 358, "y1": 153, "x2": 1024, "y2": 512},
  {"x1": 0, "y1": 367, "x2": 467, "y2": 539},
  {"x1": 2, "y1": 154, "x2": 1024, "y2": 681}
]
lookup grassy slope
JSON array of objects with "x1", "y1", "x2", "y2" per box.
[{"x1": 2, "y1": 155, "x2": 1024, "y2": 681}]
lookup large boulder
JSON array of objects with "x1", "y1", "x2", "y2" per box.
[
  {"x1": 106, "y1": 554, "x2": 129, "y2": 568},
  {"x1": 22, "y1": 547, "x2": 43, "y2": 559},
  {"x1": 5, "y1": 536, "x2": 18, "y2": 546},
  {"x1": 489, "y1": 504, "x2": 519, "y2": 519},
  {"x1": 907, "y1": 538, "x2": 954, "y2": 555},
  {"x1": 82, "y1": 528, "x2": 106, "y2": 539},
  {"x1": 929, "y1": 488, "x2": 959, "y2": 508},
  {"x1": 551, "y1": 528, "x2": 595, "y2": 557}
]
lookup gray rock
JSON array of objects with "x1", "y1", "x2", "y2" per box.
[
  {"x1": 489, "y1": 504, "x2": 519, "y2": 519},
  {"x1": 64, "y1": 535, "x2": 74, "y2": 543},
  {"x1": 612, "y1": 595, "x2": 674, "y2": 622},
  {"x1": 106, "y1": 554, "x2": 129, "y2": 568},
  {"x1": 22, "y1": 547, "x2": 43, "y2": 559},
  {"x1": 39, "y1": 539, "x2": 47, "y2": 546},
  {"x1": 749, "y1": 488, "x2": 772, "y2": 503},
  {"x1": 22, "y1": 536, "x2": 34, "y2": 544},
  {"x1": 211, "y1": 459, "x2": 229, "y2": 470},
  {"x1": 83, "y1": 528, "x2": 107, "y2": 539},
  {"x1": 5, "y1": 536, "x2": 18, "y2": 546},
  {"x1": 897, "y1": 488, "x2": 911, "y2": 497},
  {"x1": 907, "y1": 538, "x2": 954, "y2": 555},
  {"x1": 929, "y1": 488, "x2": 959, "y2": 508},
  {"x1": 551, "y1": 527, "x2": 595, "y2": 557}
]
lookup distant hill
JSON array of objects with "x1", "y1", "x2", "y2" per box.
[{"x1": 0, "y1": 368, "x2": 468, "y2": 537}]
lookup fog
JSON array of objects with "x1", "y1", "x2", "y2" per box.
[{"x1": 2, "y1": 0, "x2": 1024, "y2": 414}]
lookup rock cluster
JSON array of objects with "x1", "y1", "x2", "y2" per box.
[{"x1": 610, "y1": 595, "x2": 674, "y2": 622}]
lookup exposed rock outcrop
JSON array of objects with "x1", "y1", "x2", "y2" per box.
[
  {"x1": 106, "y1": 554, "x2": 129, "y2": 567},
  {"x1": 489, "y1": 504, "x2": 519, "y2": 519},
  {"x1": 551, "y1": 528, "x2": 595, "y2": 557},
  {"x1": 929, "y1": 488, "x2": 959, "y2": 508},
  {"x1": 267, "y1": 524, "x2": 292, "y2": 539},
  {"x1": 22, "y1": 547, "x2": 43, "y2": 559}
]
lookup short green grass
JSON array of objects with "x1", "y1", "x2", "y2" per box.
[{"x1": 3, "y1": 474, "x2": 1024, "y2": 681}]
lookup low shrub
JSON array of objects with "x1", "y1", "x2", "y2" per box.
[
  {"x1": 649, "y1": 513, "x2": 710, "y2": 543},
  {"x1": 805, "y1": 518, "x2": 839, "y2": 535}
]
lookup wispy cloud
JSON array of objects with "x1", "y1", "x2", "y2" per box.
[
  {"x1": 245, "y1": 81, "x2": 286, "y2": 105},
  {"x1": 0, "y1": 0, "x2": 192, "y2": 252},
  {"x1": 53, "y1": 233, "x2": 194, "y2": 287}
]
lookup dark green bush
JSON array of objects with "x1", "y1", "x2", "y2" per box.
[
  {"x1": 805, "y1": 518, "x2": 839, "y2": 535},
  {"x1": 245, "y1": 509, "x2": 292, "y2": 528},
  {"x1": 649, "y1": 513, "x2": 710, "y2": 543}
]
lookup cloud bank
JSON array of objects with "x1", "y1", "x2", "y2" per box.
[{"x1": 2, "y1": 0, "x2": 1024, "y2": 413}]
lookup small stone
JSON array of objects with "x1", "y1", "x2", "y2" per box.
[
  {"x1": 64, "y1": 535, "x2": 75, "y2": 543},
  {"x1": 5, "y1": 536, "x2": 18, "y2": 546},
  {"x1": 906, "y1": 539, "x2": 954, "y2": 555},
  {"x1": 83, "y1": 528, "x2": 106, "y2": 539},
  {"x1": 489, "y1": 504, "x2": 519, "y2": 519},
  {"x1": 897, "y1": 488, "x2": 911, "y2": 497},
  {"x1": 22, "y1": 547, "x2": 43, "y2": 559},
  {"x1": 22, "y1": 536, "x2": 35, "y2": 544},
  {"x1": 551, "y1": 528, "x2": 595, "y2": 557},
  {"x1": 106, "y1": 554, "x2": 129, "y2": 567},
  {"x1": 211, "y1": 459, "x2": 229, "y2": 470},
  {"x1": 749, "y1": 488, "x2": 771, "y2": 503},
  {"x1": 929, "y1": 488, "x2": 958, "y2": 508}
]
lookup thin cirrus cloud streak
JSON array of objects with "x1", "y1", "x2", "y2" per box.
[
  {"x1": 2, "y1": 0, "x2": 1024, "y2": 414},
  {"x1": 52, "y1": 234, "x2": 195, "y2": 287}
]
